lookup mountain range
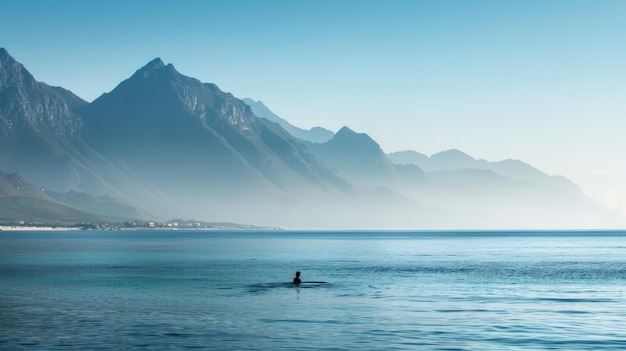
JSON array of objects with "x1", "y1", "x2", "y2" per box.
[{"x1": 1, "y1": 47, "x2": 624, "y2": 229}]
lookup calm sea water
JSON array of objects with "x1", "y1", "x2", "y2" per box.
[{"x1": 2, "y1": 230, "x2": 626, "y2": 350}]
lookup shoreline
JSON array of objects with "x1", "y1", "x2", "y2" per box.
[
  {"x1": 0, "y1": 225, "x2": 81, "y2": 231},
  {"x1": 0, "y1": 225, "x2": 278, "y2": 231}
]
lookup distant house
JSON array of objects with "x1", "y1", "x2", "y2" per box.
[{"x1": 148, "y1": 222, "x2": 155, "y2": 228}]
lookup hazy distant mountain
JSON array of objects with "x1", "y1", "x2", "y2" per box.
[
  {"x1": 386, "y1": 150, "x2": 430, "y2": 166},
  {"x1": 308, "y1": 127, "x2": 420, "y2": 186},
  {"x1": 243, "y1": 98, "x2": 334, "y2": 143},
  {"x1": 306, "y1": 130, "x2": 624, "y2": 228},
  {"x1": 0, "y1": 196, "x2": 121, "y2": 225},
  {"x1": 388, "y1": 149, "x2": 579, "y2": 192},
  {"x1": 385, "y1": 149, "x2": 625, "y2": 228},
  {"x1": 417, "y1": 168, "x2": 619, "y2": 228}
]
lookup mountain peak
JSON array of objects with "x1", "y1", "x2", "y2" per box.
[
  {"x1": 0, "y1": 48, "x2": 28, "y2": 88},
  {"x1": 132, "y1": 58, "x2": 180, "y2": 78},
  {"x1": 330, "y1": 126, "x2": 381, "y2": 151},
  {"x1": 143, "y1": 57, "x2": 166, "y2": 70},
  {"x1": 308, "y1": 126, "x2": 397, "y2": 185},
  {"x1": 336, "y1": 126, "x2": 356, "y2": 135},
  {"x1": 0, "y1": 47, "x2": 10, "y2": 59},
  {"x1": 123, "y1": 58, "x2": 181, "y2": 85},
  {"x1": 0, "y1": 48, "x2": 27, "y2": 75},
  {"x1": 431, "y1": 149, "x2": 474, "y2": 161}
]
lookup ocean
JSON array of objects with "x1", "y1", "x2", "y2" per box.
[{"x1": 1, "y1": 230, "x2": 626, "y2": 350}]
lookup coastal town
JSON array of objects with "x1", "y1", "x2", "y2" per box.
[{"x1": 0, "y1": 219, "x2": 276, "y2": 231}]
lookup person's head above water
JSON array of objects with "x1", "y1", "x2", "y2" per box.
[{"x1": 293, "y1": 271, "x2": 301, "y2": 284}]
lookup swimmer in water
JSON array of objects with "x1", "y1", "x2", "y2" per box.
[{"x1": 293, "y1": 271, "x2": 301, "y2": 284}]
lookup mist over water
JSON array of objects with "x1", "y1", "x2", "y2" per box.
[{"x1": 2, "y1": 230, "x2": 626, "y2": 350}]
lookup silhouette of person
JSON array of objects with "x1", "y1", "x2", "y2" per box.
[{"x1": 293, "y1": 271, "x2": 301, "y2": 284}]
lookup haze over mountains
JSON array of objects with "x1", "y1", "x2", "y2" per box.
[{"x1": 1, "y1": 48, "x2": 624, "y2": 229}]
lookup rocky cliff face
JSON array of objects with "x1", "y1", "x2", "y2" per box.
[
  {"x1": 0, "y1": 48, "x2": 85, "y2": 138},
  {"x1": 0, "y1": 48, "x2": 91, "y2": 191}
]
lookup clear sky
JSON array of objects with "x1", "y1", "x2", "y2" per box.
[{"x1": 2, "y1": 0, "x2": 625, "y2": 216}]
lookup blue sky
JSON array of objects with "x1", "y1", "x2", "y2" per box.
[{"x1": 2, "y1": 0, "x2": 625, "y2": 215}]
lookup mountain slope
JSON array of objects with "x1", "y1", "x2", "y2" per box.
[
  {"x1": 0, "y1": 170, "x2": 50, "y2": 200},
  {"x1": 0, "y1": 197, "x2": 114, "y2": 225},
  {"x1": 47, "y1": 190, "x2": 145, "y2": 219},
  {"x1": 0, "y1": 170, "x2": 123, "y2": 225},
  {"x1": 243, "y1": 98, "x2": 334, "y2": 143}
]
